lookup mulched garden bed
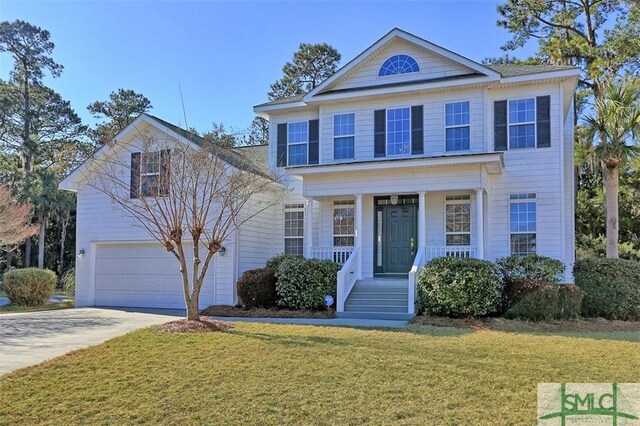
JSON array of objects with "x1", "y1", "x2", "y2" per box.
[
  {"x1": 200, "y1": 305, "x2": 335, "y2": 319},
  {"x1": 410, "y1": 315, "x2": 640, "y2": 333},
  {"x1": 156, "y1": 317, "x2": 233, "y2": 333}
]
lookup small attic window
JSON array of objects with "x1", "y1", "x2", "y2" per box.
[{"x1": 378, "y1": 54, "x2": 420, "y2": 76}]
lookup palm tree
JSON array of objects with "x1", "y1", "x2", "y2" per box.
[{"x1": 584, "y1": 81, "x2": 640, "y2": 258}]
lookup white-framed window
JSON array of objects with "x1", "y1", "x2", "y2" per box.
[
  {"x1": 508, "y1": 98, "x2": 535, "y2": 149},
  {"x1": 510, "y1": 193, "x2": 536, "y2": 256},
  {"x1": 140, "y1": 151, "x2": 161, "y2": 197},
  {"x1": 386, "y1": 107, "x2": 411, "y2": 156},
  {"x1": 333, "y1": 113, "x2": 355, "y2": 160},
  {"x1": 284, "y1": 203, "x2": 305, "y2": 255},
  {"x1": 333, "y1": 200, "x2": 355, "y2": 246},
  {"x1": 445, "y1": 101, "x2": 470, "y2": 151},
  {"x1": 445, "y1": 194, "x2": 471, "y2": 246},
  {"x1": 288, "y1": 122, "x2": 308, "y2": 166}
]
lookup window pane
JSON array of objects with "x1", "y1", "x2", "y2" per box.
[
  {"x1": 288, "y1": 122, "x2": 308, "y2": 143},
  {"x1": 510, "y1": 233, "x2": 536, "y2": 256},
  {"x1": 509, "y1": 99, "x2": 535, "y2": 123},
  {"x1": 445, "y1": 101, "x2": 470, "y2": 126},
  {"x1": 387, "y1": 107, "x2": 411, "y2": 155},
  {"x1": 333, "y1": 236, "x2": 355, "y2": 247},
  {"x1": 141, "y1": 152, "x2": 160, "y2": 174},
  {"x1": 510, "y1": 202, "x2": 536, "y2": 232},
  {"x1": 446, "y1": 127, "x2": 470, "y2": 151},
  {"x1": 288, "y1": 144, "x2": 307, "y2": 166},
  {"x1": 446, "y1": 234, "x2": 471, "y2": 246},
  {"x1": 284, "y1": 238, "x2": 304, "y2": 255},
  {"x1": 509, "y1": 124, "x2": 535, "y2": 149},
  {"x1": 285, "y1": 211, "x2": 304, "y2": 237},
  {"x1": 334, "y1": 113, "x2": 355, "y2": 136},
  {"x1": 140, "y1": 175, "x2": 159, "y2": 197},
  {"x1": 334, "y1": 136, "x2": 354, "y2": 160}
]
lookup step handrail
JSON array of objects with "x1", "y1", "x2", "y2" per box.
[
  {"x1": 336, "y1": 246, "x2": 360, "y2": 312},
  {"x1": 407, "y1": 246, "x2": 426, "y2": 315}
]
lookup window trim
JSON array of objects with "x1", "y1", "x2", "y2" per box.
[
  {"x1": 139, "y1": 151, "x2": 161, "y2": 197},
  {"x1": 509, "y1": 193, "x2": 537, "y2": 256},
  {"x1": 386, "y1": 106, "x2": 412, "y2": 157},
  {"x1": 444, "y1": 101, "x2": 471, "y2": 152},
  {"x1": 287, "y1": 121, "x2": 309, "y2": 166},
  {"x1": 444, "y1": 194, "x2": 472, "y2": 246},
  {"x1": 284, "y1": 203, "x2": 305, "y2": 255},
  {"x1": 507, "y1": 98, "x2": 537, "y2": 150},
  {"x1": 332, "y1": 199, "x2": 355, "y2": 247},
  {"x1": 378, "y1": 54, "x2": 420, "y2": 76},
  {"x1": 333, "y1": 113, "x2": 355, "y2": 160}
]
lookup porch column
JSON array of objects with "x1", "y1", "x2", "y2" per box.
[
  {"x1": 418, "y1": 191, "x2": 426, "y2": 248},
  {"x1": 474, "y1": 189, "x2": 484, "y2": 259},
  {"x1": 305, "y1": 198, "x2": 313, "y2": 258},
  {"x1": 355, "y1": 194, "x2": 363, "y2": 279}
]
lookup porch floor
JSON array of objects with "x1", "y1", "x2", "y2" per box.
[{"x1": 337, "y1": 278, "x2": 414, "y2": 321}]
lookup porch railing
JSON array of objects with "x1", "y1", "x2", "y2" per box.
[
  {"x1": 310, "y1": 246, "x2": 354, "y2": 264},
  {"x1": 425, "y1": 245, "x2": 477, "y2": 261},
  {"x1": 407, "y1": 246, "x2": 426, "y2": 315},
  {"x1": 336, "y1": 246, "x2": 360, "y2": 312}
]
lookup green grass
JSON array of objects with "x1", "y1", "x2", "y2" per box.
[
  {"x1": 0, "y1": 300, "x2": 74, "y2": 314},
  {"x1": 0, "y1": 322, "x2": 638, "y2": 425}
]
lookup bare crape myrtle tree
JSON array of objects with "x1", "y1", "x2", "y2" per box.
[{"x1": 85, "y1": 129, "x2": 283, "y2": 321}]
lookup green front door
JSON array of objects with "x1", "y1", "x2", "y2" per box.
[{"x1": 382, "y1": 205, "x2": 417, "y2": 273}]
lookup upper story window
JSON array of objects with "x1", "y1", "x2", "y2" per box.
[
  {"x1": 445, "y1": 101, "x2": 470, "y2": 151},
  {"x1": 131, "y1": 150, "x2": 169, "y2": 198},
  {"x1": 509, "y1": 99, "x2": 536, "y2": 149},
  {"x1": 387, "y1": 107, "x2": 411, "y2": 155},
  {"x1": 288, "y1": 121, "x2": 308, "y2": 166},
  {"x1": 378, "y1": 54, "x2": 420, "y2": 76},
  {"x1": 509, "y1": 193, "x2": 537, "y2": 256},
  {"x1": 140, "y1": 151, "x2": 161, "y2": 196},
  {"x1": 333, "y1": 113, "x2": 355, "y2": 160}
]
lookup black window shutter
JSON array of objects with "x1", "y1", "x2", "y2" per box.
[
  {"x1": 494, "y1": 100, "x2": 507, "y2": 151},
  {"x1": 277, "y1": 123, "x2": 287, "y2": 167},
  {"x1": 130, "y1": 152, "x2": 141, "y2": 198},
  {"x1": 374, "y1": 109, "x2": 386, "y2": 157},
  {"x1": 536, "y1": 95, "x2": 551, "y2": 148},
  {"x1": 159, "y1": 149, "x2": 171, "y2": 196},
  {"x1": 411, "y1": 105, "x2": 424, "y2": 155},
  {"x1": 308, "y1": 119, "x2": 319, "y2": 165}
]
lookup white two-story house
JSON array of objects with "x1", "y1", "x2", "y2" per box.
[
  {"x1": 254, "y1": 28, "x2": 578, "y2": 318},
  {"x1": 62, "y1": 28, "x2": 578, "y2": 319}
]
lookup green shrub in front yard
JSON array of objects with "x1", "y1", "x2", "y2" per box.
[
  {"x1": 3, "y1": 268, "x2": 56, "y2": 306},
  {"x1": 556, "y1": 285, "x2": 583, "y2": 320},
  {"x1": 505, "y1": 283, "x2": 583, "y2": 321},
  {"x1": 60, "y1": 267, "x2": 75, "y2": 296},
  {"x1": 496, "y1": 255, "x2": 565, "y2": 283},
  {"x1": 574, "y1": 258, "x2": 640, "y2": 320},
  {"x1": 416, "y1": 257, "x2": 502, "y2": 317},
  {"x1": 275, "y1": 257, "x2": 338, "y2": 310},
  {"x1": 265, "y1": 253, "x2": 302, "y2": 269},
  {"x1": 236, "y1": 266, "x2": 278, "y2": 309}
]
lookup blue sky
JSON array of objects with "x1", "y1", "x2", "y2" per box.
[{"x1": 0, "y1": 0, "x2": 537, "y2": 135}]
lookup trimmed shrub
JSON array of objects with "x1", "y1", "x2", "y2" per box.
[
  {"x1": 574, "y1": 258, "x2": 640, "y2": 320},
  {"x1": 265, "y1": 253, "x2": 302, "y2": 270},
  {"x1": 416, "y1": 257, "x2": 502, "y2": 317},
  {"x1": 60, "y1": 267, "x2": 75, "y2": 296},
  {"x1": 496, "y1": 255, "x2": 565, "y2": 283},
  {"x1": 275, "y1": 257, "x2": 338, "y2": 310},
  {"x1": 236, "y1": 266, "x2": 278, "y2": 309},
  {"x1": 501, "y1": 278, "x2": 548, "y2": 312},
  {"x1": 3, "y1": 268, "x2": 56, "y2": 307},
  {"x1": 556, "y1": 284, "x2": 583, "y2": 320},
  {"x1": 505, "y1": 284, "x2": 559, "y2": 321}
]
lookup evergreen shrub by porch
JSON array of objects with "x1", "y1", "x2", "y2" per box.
[
  {"x1": 496, "y1": 255, "x2": 565, "y2": 283},
  {"x1": 3, "y1": 268, "x2": 56, "y2": 307},
  {"x1": 275, "y1": 257, "x2": 338, "y2": 310},
  {"x1": 556, "y1": 285, "x2": 583, "y2": 320},
  {"x1": 236, "y1": 266, "x2": 278, "y2": 309},
  {"x1": 416, "y1": 257, "x2": 502, "y2": 317},
  {"x1": 265, "y1": 253, "x2": 302, "y2": 270},
  {"x1": 574, "y1": 258, "x2": 640, "y2": 320},
  {"x1": 505, "y1": 283, "x2": 583, "y2": 321}
]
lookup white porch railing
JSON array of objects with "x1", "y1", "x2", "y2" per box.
[
  {"x1": 310, "y1": 246, "x2": 354, "y2": 264},
  {"x1": 407, "y1": 246, "x2": 426, "y2": 315},
  {"x1": 425, "y1": 245, "x2": 477, "y2": 261},
  {"x1": 336, "y1": 246, "x2": 360, "y2": 312}
]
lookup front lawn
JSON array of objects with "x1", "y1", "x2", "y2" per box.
[
  {"x1": 0, "y1": 322, "x2": 638, "y2": 424},
  {"x1": 0, "y1": 300, "x2": 74, "y2": 314}
]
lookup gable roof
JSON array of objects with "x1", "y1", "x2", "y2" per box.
[
  {"x1": 59, "y1": 114, "x2": 271, "y2": 191},
  {"x1": 485, "y1": 63, "x2": 577, "y2": 77}
]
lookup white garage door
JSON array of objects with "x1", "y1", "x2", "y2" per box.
[{"x1": 94, "y1": 243, "x2": 215, "y2": 309}]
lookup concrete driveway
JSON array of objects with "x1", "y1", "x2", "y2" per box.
[{"x1": 0, "y1": 308, "x2": 181, "y2": 375}]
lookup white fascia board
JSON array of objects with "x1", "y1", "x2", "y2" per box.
[
  {"x1": 253, "y1": 101, "x2": 308, "y2": 115},
  {"x1": 499, "y1": 69, "x2": 581, "y2": 85}
]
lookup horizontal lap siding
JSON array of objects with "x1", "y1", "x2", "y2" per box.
[{"x1": 331, "y1": 40, "x2": 472, "y2": 91}]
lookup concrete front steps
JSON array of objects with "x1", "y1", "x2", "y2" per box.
[{"x1": 337, "y1": 278, "x2": 414, "y2": 321}]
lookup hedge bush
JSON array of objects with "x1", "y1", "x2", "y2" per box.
[
  {"x1": 501, "y1": 278, "x2": 548, "y2": 312},
  {"x1": 275, "y1": 257, "x2": 338, "y2": 310},
  {"x1": 236, "y1": 266, "x2": 278, "y2": 309},
  {"x1": 416, "y1": 257, "x2": 502, "y2": 317},
  {"x1": 265, "y1": 253, "x2": 302, "y2": 270},
  {"x1": 505, "y1": 283, "x2": 583, "y2": 321},
  {"x1": 497, "y1": 255, "x2": 565, "y2": 283},
  {"x1": 574, "y1": 258, "x2": 640, "y2": 320},
  {"x1": 3, "y1": 268, "x2": 56, "y2": 307}
]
